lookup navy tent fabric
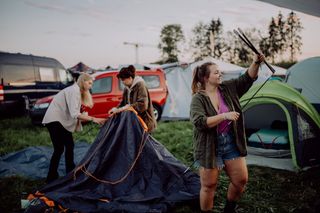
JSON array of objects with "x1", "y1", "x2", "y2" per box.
[
  {"x1": 0, "y1": 142, "x2": 89, "y2": 179},
  {"x1": 31, "y1": 111, "x2": 200, "y2": 212}
]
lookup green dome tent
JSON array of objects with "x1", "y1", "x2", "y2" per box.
[{"x1": 240, "y1": 81, "x2": 320, "y2": 171}]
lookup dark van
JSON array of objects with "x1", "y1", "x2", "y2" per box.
[{"x1": 0, "y1": 52, "x2": 73, "y2": 116}]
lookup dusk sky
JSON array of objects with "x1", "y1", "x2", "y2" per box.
[{"x1": 1, "y1": 0, "x2": 319, "y2": 69}]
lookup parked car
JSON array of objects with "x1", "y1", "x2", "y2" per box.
[
  {"x1": 0, "y1": 52, "x2": 74, "y2": 116},
  {"x1": 29, "y1": 68, "x2": 168, "y2": 125}
]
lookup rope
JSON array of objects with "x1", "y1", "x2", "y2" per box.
[
  {"x1": 73, "y1": 120, "x2": 113, "y2": 179},
  {"x1": 73, "y1": 109, "x2": 149, "y2": 185},
  {"x1": 76, "y1": 132, "x2": 148, "y2": 185}
]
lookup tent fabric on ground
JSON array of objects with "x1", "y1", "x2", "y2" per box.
[
  {"x1": 27, "y1": 111, "x2": 200, "y2": 213},
  {"x1": 241, "y1": 81, "x2": 320, "y2": 171},
  {"x1": 0, "y1": 142, "x2": 90, "y2": 179},
  {"x1": 161, "y1": 57, "x2": 245, "y2": 120},
  {"x1": 285, "y1": 56, "x2": 320, "y2": 113}
]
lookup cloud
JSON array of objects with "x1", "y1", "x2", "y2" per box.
[
  {"x1": 44, "y1": 30, "x2": 92, "y2": 38},
  {"x1": 138, "y1": 25, "x2": 161, "y2": 33},
  {"x1": 77, "y1": 32, "x2": 92, "y2": 37},
  {"x1": 221, "y1": 8, "x2": 246, "y2": 16},
  {"x1": 80, "y1": 8, "x2": 111, "y2": 21},
  {"x1": 44, "y1": 30, "x2": 57, "y2": 35},
  {"x1": 24, "y1": 0, "x2": 71, "y2": 14},
  {"x1": 24, "y1": 0, "x2": 121, "y2": 23},
  {"x1": 86, "y1": 0, "x2": 96, "y2": 4}
]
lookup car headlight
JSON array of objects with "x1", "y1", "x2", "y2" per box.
[{"x1": 34, "y1": 103, "x2": 50, "y2": 109}]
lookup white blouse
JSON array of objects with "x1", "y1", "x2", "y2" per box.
[{"x1": 42, "y1": 83, "x2": 82, "y2": 132}]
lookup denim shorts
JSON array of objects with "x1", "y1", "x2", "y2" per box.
[{"x1": 216, "y1": 132, "x2": 241, "y2": 169}]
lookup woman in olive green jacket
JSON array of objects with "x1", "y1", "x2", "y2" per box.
[
  {"x1": 190, "y1": 54, "x2": 265, "y2": 213},
  {"x1": 109, "y1": 65, "x2": 156, "y2": 132}
]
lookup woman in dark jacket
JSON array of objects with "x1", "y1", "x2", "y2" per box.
[
  {"x1": 190, "y1": 54, "x2": 265, "y2": 213},
  {"x1": 108, "y1": 65, "x2": 156, "y2": 132}
]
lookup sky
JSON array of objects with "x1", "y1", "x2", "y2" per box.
[{"x1": 1, "y1": 0, "x2": 320, "y2": 69}]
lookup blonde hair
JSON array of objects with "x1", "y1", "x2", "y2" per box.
[{"x1": 77, "y1": 73, "x2": 94, "y2": 108}]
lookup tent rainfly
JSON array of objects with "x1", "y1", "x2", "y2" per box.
[{"x1": 285, "y1": 56, "x2": 320, "y2": 114}]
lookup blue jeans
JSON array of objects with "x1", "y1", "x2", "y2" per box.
[{"x1": 216, "y1": 132, "x2": 241, "y2": 169}]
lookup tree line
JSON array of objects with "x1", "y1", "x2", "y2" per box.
[{"x1": 158, "y1": 11, "x2": 303, "y2": 66}]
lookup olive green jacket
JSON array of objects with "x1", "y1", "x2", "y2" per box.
[
  {"x1": 190, "y1": 71, "x2": 255, "y2": 168},
  {"x1": 119, "y1": 76, "x2": 156, "y2": 132}
]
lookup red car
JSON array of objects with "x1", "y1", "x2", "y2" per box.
[{"x1": 29, "y1": 68, "x2": 168, "y2": 125}]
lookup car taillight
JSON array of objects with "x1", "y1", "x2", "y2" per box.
[{"x1": 0, "y1": 85, "x2": 4, "y2": 101}]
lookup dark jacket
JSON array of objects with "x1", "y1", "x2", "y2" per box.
[
  {"x1": 119, "y1": 76, "x2": 156, "y2": 132},
  {"x1": 190, "y1": 71, "x2": 255, "y2": 168}
]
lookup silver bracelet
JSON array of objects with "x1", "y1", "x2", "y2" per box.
[{"x1": 222, "y1": 113, "x2": 227, "y2": 120}]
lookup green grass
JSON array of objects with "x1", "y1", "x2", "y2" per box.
[
  {"x1": 1, "y1": 116, "x2": 320, "y2": 213},
  {"x1": 0, "y1": 117, "x2": 100, "y2": 156}
]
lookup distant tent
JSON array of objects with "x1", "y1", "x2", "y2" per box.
[
  {"x1": 285, "y1": 56, "x2": 320, "y2": 113},
  {"x1": 68, "y1": 62, "x2": 95, "y2": 73},
  {"x1": 240, "y1": 63, "x2": 287, "y2": 84},
  {"x1": 118, "y1": 63, "x2": 159, "y2": 70},
  {"x1": 161, "y1": 57, "x2": 245, "y2": 120},
  {"x1": 27, "y1": 111, "x2": 200, "y2": 213},
  {"x1": 241, "y1": 81, "x2": 320, "y2": 171},
  {"x1": 263, "y1": 63, "x2": 287, "y2": 78},
  {"x1": 257, "y1": 63, "x2": 286, "y2": 81}
]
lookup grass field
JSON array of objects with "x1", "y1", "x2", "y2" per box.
[{"x1": 1, "y1": 116, "x2": 320, "y2": 213}]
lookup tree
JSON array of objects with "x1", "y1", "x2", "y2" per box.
[
  {"x1": 259, "y1": 35, "x2": 272, "y2": 60},
  {"x1": 277, "y1": 12, "x2": 287, "y2": 58},
  {"x1": 286, "y1": 11, "x2": 303, "y2": 62},
  {"x1": 259, "y1": 12, "x2": 287, "y2": 62},
  {"x1": 190, "y1": 19, "x2": 226, "y2": 61},
  {"x1": 207, "y1": 18, "x2": 226, "y2": 59},
  {"x1": 224, "y1": 31, "x2": 238, "y2": 64},
  {"x1": 190, "y1": 22, "x2": 211, "y2": 61},
  {"x1": 266, "y1": 17, "x2": 282, "y2": 63},
  {"x1": 262, "y1": 11, "x2": 302, "y2": 63},
  {"x1": 158, "y1": 24, "x2": 185, "y2": 63},
  {"x1": 226, "y1": 28, "x2": 260, "y2": 65}
]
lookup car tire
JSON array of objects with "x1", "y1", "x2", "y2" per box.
[{"x1": 153, "y1": 104, "x2": 162, "y2": 121}]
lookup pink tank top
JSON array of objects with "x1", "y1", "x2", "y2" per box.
[{"x1": 217, "y1": 89, "x2": 230, "y2": 134}]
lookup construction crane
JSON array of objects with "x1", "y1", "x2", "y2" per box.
[{"x1": 123, "y1": 42, "x2": 156, "y2": 64}]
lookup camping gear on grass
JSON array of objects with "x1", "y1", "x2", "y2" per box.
[
  {"x1": 241, "y1": 81, "x2": 320, "y2": 171},
  {"x1": 26, "y1": 110, "x2": 200, "y2": 213}
]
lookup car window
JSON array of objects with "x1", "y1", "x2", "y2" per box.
[
  {"x1": 141, "y1": 75, "x2": 160, "y2": 88},
  {"x1": 39, "y1": 67, "x2": 57, "y2": 82},
  {"x1": 119, "y1": 80, "x2": 125, "y2": 90},
  {"x1": 66, "y1": 71, "x2": 74, "y2": 82},
  {"x1": 58, "y1": 69, "x2": 73, "y2": 84},
  {"x1": 91, "y1": 77, "x2": 112, "y2": 94},
  {"x1": 2, "y1": 64, "x2": 36, "y2": 84},
  {"x1": 58, "y1": 69, "x2": 71, "y2": 84},
  {"x1": 118, "y1": 75, "x2": 160, "y2": 90}
]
